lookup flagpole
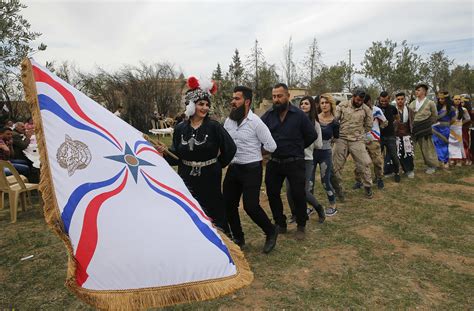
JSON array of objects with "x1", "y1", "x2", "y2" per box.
[{"x1": 142, "y1": 133, "x2": 179, "y2": 160}]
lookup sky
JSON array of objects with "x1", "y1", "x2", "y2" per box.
[{"x1": 23, "y1": 0, "x2": 474, "y2": 80}]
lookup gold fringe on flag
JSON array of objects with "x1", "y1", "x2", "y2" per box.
[{"x1": 21, "y1": 58, "x2": 253, "y2": 310}]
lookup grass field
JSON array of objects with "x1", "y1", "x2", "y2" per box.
[{"x1": 1, "y1": 144, "x2": 473, "y2": 310}]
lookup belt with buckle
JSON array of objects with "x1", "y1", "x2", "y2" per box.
[{"x1": 182, "y1": 158, "x2": 218, "y2": 176}]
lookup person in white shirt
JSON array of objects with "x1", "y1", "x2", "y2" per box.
[{"x1": 223, "y1": 86, "x2": 278, "y2": 254}]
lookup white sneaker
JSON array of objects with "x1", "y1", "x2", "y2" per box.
[
  {"x1": 425, "y1": 167, "x2": 436, "y2": 174},
  {"x1": 407, "y1": 171, "x2": 415, "y2": 179}
]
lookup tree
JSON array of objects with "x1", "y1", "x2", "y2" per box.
[
  {"x1": 449, "y1": 64, "x2": 474, "y2": 95},
  {"x1": 281, "y1": 36, "x2": 299, "y2": 87},
  {"x1": 420, "y1": 50, "x2": 454, "y2": 93},
  {"x1": 361, "y1": 39, "x2": 397, "y2": 91},
  {"x1": 45, "y1": 60, "x2": 85, "y2": 90},
  {"x1": 0, "y1": 0, "x2": 46, "y2": 113},
  {"x1": 301, "y1": 37, "x2": 322, "y2": 87},
  {"x1": 228, "y1": 49, "x2": 244, "y2": 85},
  {"x1": 257, "y1": 62, "x2": 279, "y2": 101},
  {"x1": 391, "y1": 41, "x2": 422, "y2": 91},
  {"x1": 310, "y1": 62, "x2": 351, "y2": 94},
  {"x1": 244, "y1": 39, "x2": 267, "y2": 103},
  {"x1": 361, "y1": 39, "x2": 423, "y2": 93},
  {"x1": 212, "y1": 63, "x2": 223, "y2": 81},
  {"x1": 81, "y1": 62, "x2": 184, "y2": 131}
]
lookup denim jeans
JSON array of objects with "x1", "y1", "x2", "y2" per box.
[
  {"x1": 312, "y1": 149, "x2": 336, "y2": 205},
  {"x1": 5, "y1": 159, "x2": 30, "y2": 177}
]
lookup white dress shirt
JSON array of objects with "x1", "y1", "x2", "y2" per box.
[{"x1": 224, "y1": 110, "x2": 276, "y2": 164}]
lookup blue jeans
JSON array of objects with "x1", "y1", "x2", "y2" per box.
[
  {"x1": 4, "y1": 161, "x2": 30, "y2": 177},
  {"x1": 312, "y1": 149, "x2": 336, "y2": 205}
]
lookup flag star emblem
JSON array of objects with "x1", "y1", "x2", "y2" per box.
[{"x1": 105, "y1": 142, "x2": 154, "y2": 182}]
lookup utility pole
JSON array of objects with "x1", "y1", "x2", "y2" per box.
[
  {"x1": 254, "y1": 39, "x2": 259, "y2": 100},
  {"x1": 348, "y1": 49, "x2": 352, "y2": 92}
]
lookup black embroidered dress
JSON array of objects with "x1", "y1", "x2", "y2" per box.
[{"x1": 166, "y1": 118, "x2": 236, "y2": 231}]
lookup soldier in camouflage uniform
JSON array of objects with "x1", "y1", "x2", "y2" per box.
[{"x1": 332, "y1": 89, "x2": 374, "y2": 199}]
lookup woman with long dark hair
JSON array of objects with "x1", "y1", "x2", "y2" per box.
[
  {"x1": 432, "y1": 92, "x2": 456, "y2": 168},
  {"x1": 286, "y1": 96, "x2": 325, "y2": 223}
]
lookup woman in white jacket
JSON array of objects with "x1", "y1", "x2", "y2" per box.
[{"x1": 286, "y1": 96, "x2": 325, "y2": 224}]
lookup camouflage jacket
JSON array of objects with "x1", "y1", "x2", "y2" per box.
[{"x1": 335, "y1": 100, "x2": 372, "y2": 141}]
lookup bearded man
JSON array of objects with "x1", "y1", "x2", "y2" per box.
[
  {"x1": 260, "y1": 83, "x2": 317, "y2": 240},
  {"x1": 223, "y1": 86, "x2": 279, "y2": 253}
]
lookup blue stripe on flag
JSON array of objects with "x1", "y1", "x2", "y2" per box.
[
  {"x1": 133, "y1": 140, "x2": 152, "y2": 153},
  {"x1": 141, "y1": 171, "x2": 234, "y2": 264},
  {"x1": 62, "y1": 168, "x2": 126, "y2": 234},
  {"x1": 38, "y1": 94, "x2": 121, "y2": 150}
]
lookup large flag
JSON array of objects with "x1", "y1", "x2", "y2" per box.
[{"x1": 21, "y1": 58, "x2": 252, "y2": 309}]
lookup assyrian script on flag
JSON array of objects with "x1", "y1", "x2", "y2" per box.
[{"x1": 21, "y1": 58, "x2": 252, "y2": 309}]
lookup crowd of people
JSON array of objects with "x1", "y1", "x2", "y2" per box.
[
  {"x1": 157, "y1": 77, "x2": 473, "y2": 255},
  {"x1": 0, "y1": 118, "x2": 38, "y2": 181},
  {"x1": 4, "y1": 77, "x2": 471, "y2": 256}
]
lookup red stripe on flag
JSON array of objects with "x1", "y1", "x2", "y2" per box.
[
  {"x1": 136, "y1": 146, "x2": 162, "y2": 156},
  {"x1": 141, "y1": 170, "x2": 211, "y2": 221},
  {"x1": 32, "y1": 65, "x2": 123, "y2": 151},
  {"x1": 75, "y1": 170, "x2": 129, "y2": 286}
]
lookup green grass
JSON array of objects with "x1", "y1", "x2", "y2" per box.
[{"x1": 0, "y1": 145, "x2": 473, "y2": 310}]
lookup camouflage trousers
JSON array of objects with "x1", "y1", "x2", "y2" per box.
[
  {"x1": 333, "y1": 138, "x2": 373, "y2": 189},
  {"x1": 355, "y1": 140, "x2": 383, "y2": 182}
]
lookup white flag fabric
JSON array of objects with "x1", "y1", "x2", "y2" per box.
[{"x1": 21, "y1": 58, "x2": 252, "y2": 309}]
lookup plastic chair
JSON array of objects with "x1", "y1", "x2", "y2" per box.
[
  {"x1": 0, "y1": 161, "x2": 40, "y2": 223},
  {"x1": 0, "y1": 175, "x2": 29, "y2": 210}
]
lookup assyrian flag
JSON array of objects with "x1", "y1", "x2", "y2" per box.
[{"x1": 21, "y1": 58, "x2": 252, "y2": 309}]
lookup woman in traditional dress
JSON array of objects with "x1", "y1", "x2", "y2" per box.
[
  {"x1": 161, "y1": 77, "x2": 236, "y2": 233},
  {"x1": 432, "y1": 92, "x2": 455, "y2": 168},
  {"x1": 449, "y1": 95, "x2": 471, "y2": 166},
  {"x1": 286, "y1": 96, "x2": 325, "y2": 224}
]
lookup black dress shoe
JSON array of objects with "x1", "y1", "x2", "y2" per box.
[{"x1": 262, "y1": 229, "x2": 279, "y2": 254}]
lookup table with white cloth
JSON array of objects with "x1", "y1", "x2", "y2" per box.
[
  {"x1": 149, "y1": 128, "x2": 174, "y2": 137},
  {"x1": 23, "y1": 135, "x2": 40, "y2": 168}
]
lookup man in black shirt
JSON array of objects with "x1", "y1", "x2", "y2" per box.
[
  {"x1": 379, "y1": 91, "x2": 401, "y2": 182},
  {"x1": 261, "y1": 83, "x2": 317, "y2": 240}
]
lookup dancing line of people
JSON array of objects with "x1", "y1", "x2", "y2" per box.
[{"x1": 158, "y1": 78, "x2": 473, "y2": 254}]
